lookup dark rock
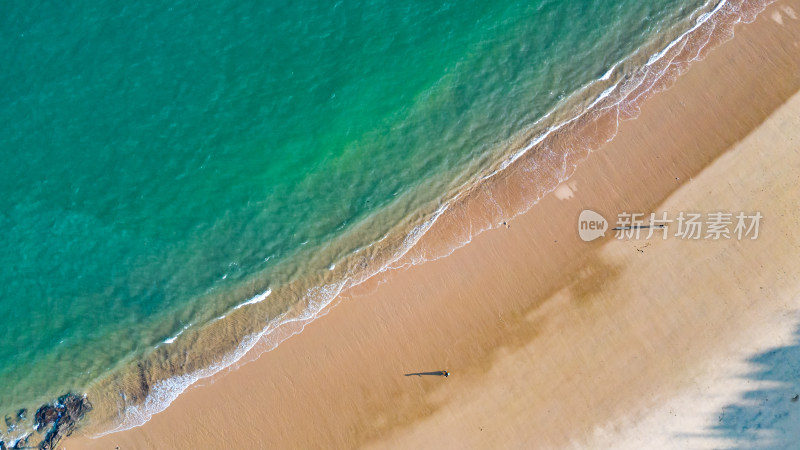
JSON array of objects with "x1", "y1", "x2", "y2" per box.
[
  {"x1": 0, "y1": 439, "x2": 6, "y2": 450},
  {"x1": 15, "y1": 410, "x2": 25, "y2": 422},
  {"x1": 33, "y1": 404, "x2": 60, "y2": 433}
]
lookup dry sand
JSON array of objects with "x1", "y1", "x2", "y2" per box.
[{"x1": 67, "y1": 0, "x2": 800, "y2": 448}]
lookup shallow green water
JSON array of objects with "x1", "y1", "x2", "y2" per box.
[{"x1": 0, "y1": 0, "x2": 709, "y2": 434}]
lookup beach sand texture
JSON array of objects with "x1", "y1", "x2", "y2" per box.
[{"x1": 67, "y1": 0, "x2": 800, "y2": 448}]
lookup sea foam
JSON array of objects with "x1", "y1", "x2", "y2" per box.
[{"x1": 233, "y1": 289, "x2": 272, "y2": 310}]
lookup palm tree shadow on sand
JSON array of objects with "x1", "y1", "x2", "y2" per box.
[{"x1": 684, "y1": 323, "x2": 800, "y2": 448}]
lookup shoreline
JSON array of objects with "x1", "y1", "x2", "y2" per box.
[
  {"x1": 55, "y1": 0, "x2": 744, "y2": 439},
  {"x1": 65, "y1": 0, "x2": 800, "y2": 448}
]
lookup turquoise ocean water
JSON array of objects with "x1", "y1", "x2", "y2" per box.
[{"x1": 1, "y1": 0, "x2": 724, "y2": 440}]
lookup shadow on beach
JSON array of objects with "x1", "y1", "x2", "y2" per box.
[
  {"x1": 404, "y1": 371, "x2": 449, "y2": 377},
  {"x1": 695, "y1": 323, "x2": 800, "y2": 448}
]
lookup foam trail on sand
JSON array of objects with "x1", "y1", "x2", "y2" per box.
[{"x1": 100, "y1": 282, "x2": 346, "y2": 435}]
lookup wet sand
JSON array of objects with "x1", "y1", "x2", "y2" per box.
[{"x1": 66, "y1": 0, "x2": 800, "y2": 448}]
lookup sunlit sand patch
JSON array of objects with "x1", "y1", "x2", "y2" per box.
[
  {"x1": 772, "y1": 10, "x2": 784, "y2": 23},
  {"x1": 781, "y1": 5, "x2": 798, "y2": 18},
  {"x1": 554, "y1": 181, "x2": 579, "y2": 200}
]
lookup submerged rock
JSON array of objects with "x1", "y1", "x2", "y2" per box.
[
  {"x1": 10, "y1": 435, "x2": 28, "y2": 450},
  {"x1": 3, "y1": 409, "x2": 26, "y2": 435}
]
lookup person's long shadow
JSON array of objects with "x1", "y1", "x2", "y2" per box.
[
  {"x1": 696, "y1": 322, "x2": 800, "y2": 448},
  {"x1": 405, "y1": 370, "x2": 449, "y2": 377}
]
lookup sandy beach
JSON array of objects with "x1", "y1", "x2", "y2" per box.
[{"x1": 66, "y1": 0, "x2": 800, "y2": 448}]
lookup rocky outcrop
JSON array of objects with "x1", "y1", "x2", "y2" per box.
[{"x1": 32, "y1": 394, "x2": 92, "y2": 450}]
